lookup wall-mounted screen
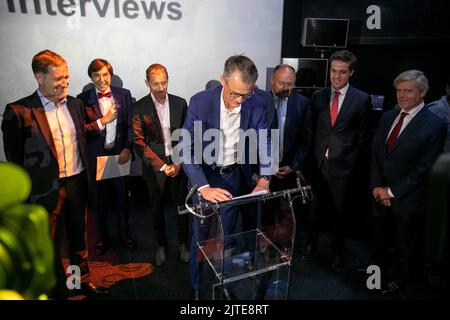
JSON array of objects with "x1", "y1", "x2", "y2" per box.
[
  {"x1": 301, "y1": 18, "x2": 349, "y2": 48},
  {"x1": 282, "y1": 58, "x2": 329, "y2": 89}
]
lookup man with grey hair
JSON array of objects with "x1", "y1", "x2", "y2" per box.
[
  {"x1": 182, "y1": 55, "x2": 271, "y2": 299},
  {"x1": 370, "y1": 69, "x2": 446, "y2": 294}
]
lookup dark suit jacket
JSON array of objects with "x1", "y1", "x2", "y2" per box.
[
  {"x1": 132, "y1": 93, "x2": 188, "y2": 198},
  {"x1": 266, "y1": 91, "x2": 312, "y2": 172},
  {"x1": 1, "y1": 91, "x2": 88, "y2": 213},
  {"x1": 182, "y1": 86, "x2": 270, "y2": 189},
  {"x1": 371, "y1": 107, "x2": 447, "y2": 215},
  {"x1": 311, "y1": 85, "x2": 372, "y2": 177},
  {"x1": 76, "y1": 86, "x2": 133, "y2": 179}
]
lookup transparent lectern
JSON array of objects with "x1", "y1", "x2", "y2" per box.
[{"x1": 179, "y1": 173, "x2": 312, "y2": 300}]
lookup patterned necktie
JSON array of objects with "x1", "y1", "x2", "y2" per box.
[
  {"x1": 330, "y1": 91, "x2": 340, "y2": 126},
  {"x1": 98, "y1": 91, "x2": 112, "y2": 99},
  {"x1": 386, "y1": 112, "x2": 408, "y2": 152}
]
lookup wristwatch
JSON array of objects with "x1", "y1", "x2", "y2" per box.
[{"x1": 260, "y1": 175, "x2": 271, "y2": 182}]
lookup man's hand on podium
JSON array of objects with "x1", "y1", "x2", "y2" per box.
[
  {"x1": 200, "y1": 187, "x2": 232, "y2": 203},
  {"x1": 252, "y1": 177, "x2": 270, "y2": 194}
]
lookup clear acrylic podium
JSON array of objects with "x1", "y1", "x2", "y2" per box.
[{"x1": 179, "y1": 175, "x2": 312, "y2": 300}]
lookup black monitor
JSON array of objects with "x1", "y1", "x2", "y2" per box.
[
  {"x1": 302, "y1": 18, "x2": 349, "y2": 48},
  {"x1": 371, "y1": 95, "x2": 385, "y2": 111},
  {"x1": 282, "y1": 58, "x2": 328, "y2": 89}
]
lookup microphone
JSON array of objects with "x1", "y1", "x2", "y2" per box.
[
  {"x1": 186, "y1": 184, "x2": 199, "y2": 202},
  {"x1": 295, "y1": 170, "x2": 304, "y2": 187},
  {"x1": 295, "y1": 170, "x2": 308, "y2": 204}
]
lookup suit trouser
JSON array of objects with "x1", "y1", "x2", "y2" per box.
[
  {"x1": 91, "y1": 148, "x2": 129, "y2": 240},
  {"x1": 372, "y1": 200, "x2": 421, "y2": 282},
  {"x1": 189, "y1": 167, "x2": 242, "y2": 290},
  {"x1": 145, "y1": 175, "x2": 189, "y2": 248},
  {"x1": 50, "y1": 171, "x2": 89, "y2": 294},
  {"x1": 93, "y1": 175, "x2": 129, "y2": 241},
  {"x1": 307, "y1": 160, "x2": 351, "y2": 254}
]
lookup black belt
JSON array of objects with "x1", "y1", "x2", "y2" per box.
[
  {"x1": 213, "y1": 163, "x2": 239, "y2": 174},
  {"x1": 57, "y1": 171, "x2": 85, "y2": 186}
]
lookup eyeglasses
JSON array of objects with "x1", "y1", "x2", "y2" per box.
[
  {"x1": 224, "y1": 81, "x2": 254, "y2": 100},
  {"x1": 276, "y1": 80, "x2": 295, "y2": 88}
]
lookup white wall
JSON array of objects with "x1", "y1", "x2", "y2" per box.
[{"x1": 0, "y1": 0, "x2": 284, "y2": 161}]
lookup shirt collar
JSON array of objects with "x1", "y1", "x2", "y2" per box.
[
  {"x1": 272, "y1": 92, "x2": 288, "y2": 107},
  {"x1": 332, "y1": 82, "x2": 349, "y2": 96},
  {"x1": 151, "y1": 92, "x2": 168, "y2": 107},
  {"x1": 95, "y1": 87, "x2": 111, "y2": 96},
  {"x1": 37, "y1": 89, "x2": 67, "y2": 111},
  {"x1": 220, "y1": 88, "x2": 241, "y2": 114},
  {"x1": 403, "y1": 101, "x2": 425, "y2": 117}
]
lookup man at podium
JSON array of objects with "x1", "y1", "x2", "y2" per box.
[{"x1": 181, "y1": 55, "x2": 272, "y2": 299}]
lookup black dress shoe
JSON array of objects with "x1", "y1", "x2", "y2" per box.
[
  {"x1": 121, "y1": 233, "x2": 137, "y2": 251},
  {"x1": 95, "y1": 241, "x2": 109, "y2": 256},
  {"x1": 81, "y1": 282, "x2": 111, "y2": 295},
  {"x1": 299, "y1": 244, "x2": 314, "y2": 262},
  {"x1": 381, "y1": 280, "x2": 405, "y2": 294},
  {"x1": 331, "y1": 254, "x2": 344, "y2": 274}
]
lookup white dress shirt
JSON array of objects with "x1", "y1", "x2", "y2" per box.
[
  {"x1": 330, "y1": 82, "x2": 349, "y2": 115},
  {"x1": 386, "y1": 102, "x2": 425, "y2": 141},
  {"x1": 198, "y1": 89, "x2": 242, "y2": 191},
  {"x1": 152, "y1": 93, "x2": 172, "y2": 157},
  {"x1": 38, "y1": 90, "x2": 84, "y2": 178},
  {"x1": 95, "y1": 88, "x2": 117, "y2": 149},
  {"x1": 218, "y1": 88, "x2": 241, "y2": 166}
]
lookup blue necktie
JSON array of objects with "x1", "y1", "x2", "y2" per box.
[{"x1": 277, "y1": 99, "x2": 286, "y2": 159}]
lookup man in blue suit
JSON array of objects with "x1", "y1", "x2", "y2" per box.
[
  {"x1": 181, "y1": 55, "x2": 272, "y2": 298},
  {"x1": 261, "y1": 64, "x2": 312, "y2": 248},
  {"x1": 266, "y1": 64, "x2": 312, "y2": 184},
  {"x1": 77, "y1": 59, "x2": 137, "y2": 256},
  {"x1": 301, "y1": 50, "x2": 372, "y2": 273},
  {"x1": 371, "y1": 70, "x2": 446, "y2": 293}
]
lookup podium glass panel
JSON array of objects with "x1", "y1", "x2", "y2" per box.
[
  {"x1": 198, "y1": 228, "x2": 291, "y2": 300},
  {"x1": 179, "y1": 177, "x2": 312, "y2": 300}
]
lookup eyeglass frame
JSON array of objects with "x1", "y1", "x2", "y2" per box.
[{"x1": 223, "y1": 81, "x2": 254, "y2": 100}]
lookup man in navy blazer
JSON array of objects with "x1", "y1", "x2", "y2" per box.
[
  {"x1": 2, "y1": 50, "x2": 109, "y2": 298},
  {"x1": 77, "y1": 59, "x2": 136, "y2": 256},
  {"x1": 301, "y1": 50, "x2": 372, "y2": 273},
  {"x1": 371, "y1": 70, "x2": 446, "y2": 293},
  {"x1": 262, "y1": 64, "x2": 312, "y2": 248},
  {"x1": 181, "y1": 55, "x2": 272, "y2": 298}
]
